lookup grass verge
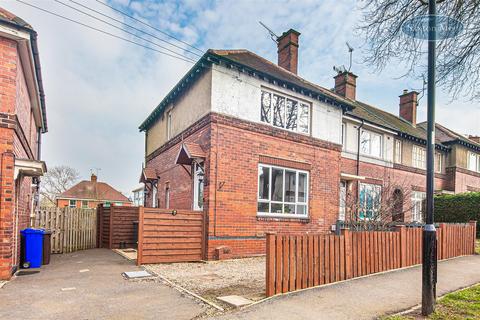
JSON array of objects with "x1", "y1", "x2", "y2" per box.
[{"x1": 383, "y1": 284, "x2": 480, "y2": 319}]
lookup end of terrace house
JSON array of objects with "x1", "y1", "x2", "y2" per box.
[{"x1": 138, "y1": 28, "x2": 480, "y2": 260}]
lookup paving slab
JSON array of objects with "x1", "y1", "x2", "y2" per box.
[
  {"x1": 0, "y1": 249, "x2": 206, "y2": 320},
  {"x1": 217, "y1": 295, "x2": 253, "y2": 307},
  {"x1": 215, "y1": 255, "x2": 480, "y2": 320}
]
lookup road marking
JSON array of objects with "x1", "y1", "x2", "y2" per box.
[
  {"x1": 61, "y1": 287, "x2": 76, "y2": 291},
  {"x1": 79, "y1": 269, "x2": 90, "y2": 273}
]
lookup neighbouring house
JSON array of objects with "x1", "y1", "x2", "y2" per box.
[
  {"x1": 0, "y1": 8, "x2": 48, "y2": 279},
  {"x1": 132, "y1": 184, "x2": 144, "y2": 206},
  {"x1": 139, "y1": 28, "x2": 480, "y2": 259},
  {"x1": 56, "y1": 174, "x2": 132, "y2": 208}
]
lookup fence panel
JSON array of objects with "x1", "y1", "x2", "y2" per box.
[
  {"x1": 266, "y1": 221, "x2": 477, "y2": 297},
  {"x1": 137, "y1": 207, "x2": 204, "y2": 265},
  {"x1": 34, "y1": 207, "x2": 97, "y2": 254}
]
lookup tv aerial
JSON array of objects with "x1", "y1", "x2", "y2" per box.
[
  {"x1": 333, "y1": 42, "x2": 355, "y2": 74},
  {"x1": 259, "y1": 21, "x2": 279, "y2": 44}
]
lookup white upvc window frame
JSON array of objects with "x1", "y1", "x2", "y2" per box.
[
  {"x1": 358, "y1": 183, "x2": 382, "y2": 220},
  {"x1": 467, "y1": 151, "x2": 480, "y2": 173},
  {"x1": 360, "y1": 129, "x2": 383, "y2": 158},
  {"x1": 81, "y1": 200, "x2": 89, "y2": 209},
  {"x1": 394, "y1": 139, "x2": 402, "y2": 164},
  {"x1": 412, "y1": 145, "x2": 426, "y2": 169},
  {"x1": 69, "y1": 199, "x2": 76, "y2": 208},
  {"x1": 166, "y1": 110, "x2": 172, "y2": 140},
  {"x1": 152, "y1": 183, "x2": 158, "y2": 208},
  {"x1": 435, "y1": 152, "x2": 442, "y2": 173},
  {"x1": 260, "y1": 89, "x2": 311, "y2": 135},
  {"x1": 193, "y1": 161, "x2": 204, "y2": 211},
  {"x1": 411, "y1": 191, "x2": 426, "y2": 222},
  {"x1": 257, "y1": 164, "x2": 309, "y2": 219}
]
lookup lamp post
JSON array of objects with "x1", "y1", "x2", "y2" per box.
[{"x1": 422, "y1": 0, "x2": 437, "y2": 316}]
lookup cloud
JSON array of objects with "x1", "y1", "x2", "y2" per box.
[{"x1": 2, "y1": 0, "x2": 478, "y2": 198}]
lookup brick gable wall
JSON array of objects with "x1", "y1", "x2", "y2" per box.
[{"x1": 0, "y1": 36, "x2": 40, "y2": 279}]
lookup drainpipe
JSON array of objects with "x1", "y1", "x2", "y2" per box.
[{"x1": 356, "y1": 120, "x2": 365, "y2": 219}]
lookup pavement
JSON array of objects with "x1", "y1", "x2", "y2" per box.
[
  {"x1": 216, "y1": 255, "x2": 480, "y2": 320},
  {"x1": 0, "y1": 249, "x2": 206, "y2": 320}
]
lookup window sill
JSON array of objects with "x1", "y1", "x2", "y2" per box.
[{"x1": 257, "y1": 213, "x2": 310, "y2": 222}]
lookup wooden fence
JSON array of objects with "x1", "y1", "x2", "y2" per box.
[
  {"x1": 97, "y1": 205, "x2": 139, "y2": 249},
  {"x1": 33, "y1": 207, "x2": 97, "y2": 254},
  {"x1": 137, "y1": 207, "x2": 204, "y2": 265},
  {"x1": 266, "y1": 222, "x2": 477, "y2": 297}
]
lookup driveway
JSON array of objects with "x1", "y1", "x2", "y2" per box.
[
  {"x1": 0, "y1": 249, "x2": 206, "y2": 320},
  {"x1": 216, "y1": 255, "x2": 480, "y2": 320}
]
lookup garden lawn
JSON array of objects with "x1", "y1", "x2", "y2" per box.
[{"x1": 383, "y1": 284, "x2": 480, "y2": 319}]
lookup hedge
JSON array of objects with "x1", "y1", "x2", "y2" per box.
[{"x1": 435, "y1": 192, "x2": 479, "y2": 237}]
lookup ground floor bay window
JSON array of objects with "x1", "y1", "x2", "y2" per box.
[
  {"x1": 257, "y1": 164, "x2": 308, "y2": 218},
  {"x1": 411, "y1": 191, "x2": 426, "y2": 222},
  {"x1": 358, "y1": 183, "x2": 381, "y2": 220}
]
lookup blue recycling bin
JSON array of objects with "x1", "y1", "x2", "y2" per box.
[{"x1": 21, "y1": 229, "x2": 44, "y2": 268}]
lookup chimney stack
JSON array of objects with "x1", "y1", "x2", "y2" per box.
[
  {"x1": 277, "y1": 29, "x2": 300, "y2": 74},
  {"x1": 91, "y1": 174, "x2": 97, "y2": 182},
  {"x1": 399, "y1": 90, "x2": 418, "y2": 125},
  {"x1": 469, "y1": 135, "x2": 480, "y2": 144},
  {"x1": 334, "y1": 71, "x2": 357, "y2": 100}
]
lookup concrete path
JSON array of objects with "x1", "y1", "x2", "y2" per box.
[
  {"x1": 0, "y1": 249, "x2": 206, "y2": 320},
  {"x1": 216, "y1": 255, "x2": 480, "y2": 320}
]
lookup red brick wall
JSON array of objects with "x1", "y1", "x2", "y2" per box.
[
  {"x1": 146, "y1": 113, "x2": 342, "y2": 259},
  {"x1": 449, "y1": 167, "x2": 480, "y2": 193},
  {"x1": 0, "y1": 36, "x2": 41, "y2": 279}
]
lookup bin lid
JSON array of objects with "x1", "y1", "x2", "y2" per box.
[{"x1": 20, "y1": 228, "x2": 44, "y2": 235}]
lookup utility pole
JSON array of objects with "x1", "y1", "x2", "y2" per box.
[{"x1": 422, "y1": 0, "x2": 437, "y2": 315}]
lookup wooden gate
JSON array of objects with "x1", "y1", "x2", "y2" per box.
[
  {"x1": 33, "y1": 207, "x2": 97, "y2": 254},
  {"x1": 97, "y1": 205, "x2": 139, "y2": 249},
  {"x1": 137, "y1": 207, "x2": 204, "y2": 265}
]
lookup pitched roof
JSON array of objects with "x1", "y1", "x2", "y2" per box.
[
  {"x1": 0, "y1": 7, "x2": 32, "y2": 29},
  {"x1": 0, "y1": 7, "x2": 47, "y2": 132},
  {"x1": 139, "y1": 48, "x2": 475, "y2": 152},
  {"x1": 58, "y1": 180, "x2": 130, "y2": 202},
  {"x1": 139, "y1": 49, "x2": 355, "y2": 131},
  {"x1": 418, "y1": 122, "x2": 480, "y2": 151}
]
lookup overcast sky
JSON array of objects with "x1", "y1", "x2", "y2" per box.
[{"x1": 1, "y1": 0, "x2": 479, "y2": 197}]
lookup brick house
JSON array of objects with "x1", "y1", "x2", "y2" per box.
[
  {"x1": 139, "y1": 29, "x2": 480, "y2": 259},
  {"x1": 56, "y1": 174, "x2": 132, "y2": 208},
  {"x1": 0, "y1": 8, "x2": 48, "y2": 279}
]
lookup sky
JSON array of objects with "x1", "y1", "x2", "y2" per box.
[{"x1": 1, "y1": 0, "x2": 479, "y2": 197}]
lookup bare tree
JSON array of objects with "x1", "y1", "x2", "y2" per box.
[
  {"x1": 343, "y1": 175, "x2": 418, "y2": 230},
  {"x1": 358, "y1": 0, "x2": 480, "y2": 100},
  {"x1": 40, "y1": 165, "x2": 80, "y2": 206}
]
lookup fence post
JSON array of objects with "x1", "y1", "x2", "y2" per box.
[
  {"x1": 469, "y1": 221, "x2": 477, "y2": 254},
  {"x1": 97, "y1": 204, "x2": 103, "y2": 248},
  {"x1": 137, "y1": 206, "x2": 144, "y2": 266},
  {"x1": 395, "y1": 226, "x2": 407, "y2": 267},
  {"x1": 341, "y1": 228, "x2": 352, "y2": 279},
  {"x1": 109, "y1": 205, "x2": 114, "y2": 249},
  {"x1": 265, "y1": 233, "x2": 275, "y2": 297}
]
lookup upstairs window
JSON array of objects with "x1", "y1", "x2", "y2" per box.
[
  {"x1": 412, "y1": 145, "x2": 426, "y2": 169},
  {"x1": 435, "y1": 152, "x2": 442, "y2": 173},
  {"x1": 360, "y1": 129, "x2": 382, "y2": 158},
  {"x1": 261, "y1": 90, "x2": 310, "y2": 134},
  {"x1": 166, "y1": 111, "x2": 172, "y2": 140},
  {"x1": 394, "y1": 139, "x2": 402, "y2": 164},
  {"x1": 468, "y1": 152, "x2": 480, "y2": 173}
]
